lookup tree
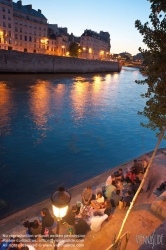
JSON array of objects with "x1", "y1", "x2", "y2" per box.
[
  {"x1": 106, "y1": 1, "x2": 166, "y2": 248},
  {"x1": 135, "y1": 0, "x2": 166, "y2": 133},
  {"x1": 68, "y1": 42, "x2": 82, "y2": 57}
]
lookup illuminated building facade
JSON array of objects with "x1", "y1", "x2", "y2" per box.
[{"x1": 80, "y1": 29, "x2": 111, "y2": 60}]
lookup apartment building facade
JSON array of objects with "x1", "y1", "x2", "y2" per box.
[
  {"x1": 0, "y1": 0, "x2": 48, "y2": 53},
  {"x1": 80, "y1": 29, "x2": 111, "y2": 60}
]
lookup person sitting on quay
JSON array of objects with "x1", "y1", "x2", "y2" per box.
[
  {"x1": 124, "y1": 170, "x2": 136, "y2": 184},
  {"x1": 114, "y1": 168, "x2": 124, "y2": 181},
  {"x1": 132, "y1": 159, "x2": 144, "y2": 175},
  {"x1": 89, "y1": 211, "x2": 108, "y2": 232},
  {"x1": 90, "y1": 192, "x2": 105, "y2": 209},
  {"x1": 122, "y1": 190, "x2": 133, "y2": 209},
  {"x1": 40, "y1": 207, "x2": 56, "y2": 235},
  {"x1": 62, "y1": 206, "x2": 78, "y2": 226},
  {"x1": 103, "y1": 183, "x2": 116, "y2": 200},
  {"x1": 110, "y1": 190, "x2": 122, "y2": 207},
  {"x1": 105, "y1": 174, "x2": 115, "y2": 186},
  {"x1": 74, "y1": 217, "x2": 90, "y2": 238},
  {"x1": 156, "y1": 181, "x2": 166, "y2": 191},
  {"x1": 21, "y1": 218, "x2": 42, "y2": 241},
  {"x1": 81, "y1": 186, "x2": 93, "y2": 206}
]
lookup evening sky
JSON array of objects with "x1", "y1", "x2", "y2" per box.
[{"x1": 20, "y1": 0, "x2": 151, "y2": 55}]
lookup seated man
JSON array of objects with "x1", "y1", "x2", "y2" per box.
[
  {"x1": 81, "y1": 186, "x2": 92, "y2": 205},
  {"x1": 104, "y1": 184, "x2": 116, "y2": 200},
  {"x1": 89, "y1": 211, "x2": 108, "y2": 232},
  {"x1": 111, "y1": 190, "x2": 122, "y2": 207},
  {"x1": 122, "y1": 190, "x2": 133, "y2": 208},
  {"x1": 105, "y1": 174, "x2": 115, "y2": 186},
  {"x1": 90, "y1": 193, "x2": 104, "y2": 209},
  {"x1": 157, "y1": 181, "x2": 166, "y2": 191},
  {"x1": 114, "y1": 168, "x2": 124, "y2": 181}
]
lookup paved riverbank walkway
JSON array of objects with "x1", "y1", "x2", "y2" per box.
[{"x1": 0, "y1": 148, "x2": 166, "y2": 250}]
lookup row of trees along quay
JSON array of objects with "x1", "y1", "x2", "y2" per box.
[{"x1": 107, "y1": 0, "x2": 166, "y2": 249}]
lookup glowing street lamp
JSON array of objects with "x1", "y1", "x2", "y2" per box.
[{"x1": 51, "y1": 186, "x2": 71, "y2": 250}]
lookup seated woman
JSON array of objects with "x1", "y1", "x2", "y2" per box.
[
  {"x1": 124, "y1": 170, "x2": 136, "y2": 184},
  {"x1": 40, "y1": 208, "x2": 56, "y2": 235},
  {"x1": 29, "y1": 220, "x2": 42, "y2": 239},
  {"x1": 90, "y1": 193, "x2": 104, "y2": 209}
]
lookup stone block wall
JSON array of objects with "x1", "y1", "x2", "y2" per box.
[{"x1": 0, "y1": 50, "x2": 121, "y2": 73}]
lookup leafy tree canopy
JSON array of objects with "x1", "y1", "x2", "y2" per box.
[
  {"x1": 135, "y1": 0, "x2": 166, "y2": 134},
  {"x1": 68, "y1": 42, "x2": 82, "y2": 57}
]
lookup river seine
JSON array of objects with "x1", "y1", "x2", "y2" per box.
[{"x1": 0, "y1": 67, "x2": 165, "y2": 219}]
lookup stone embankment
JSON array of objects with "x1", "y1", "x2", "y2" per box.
[{"x1": 0, "y1": 50, "x2": 121, "y2": 73}]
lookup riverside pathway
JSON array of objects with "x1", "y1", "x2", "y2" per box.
[{"x1": 0, "y1": 148, "x2": 166, "y2": 250}]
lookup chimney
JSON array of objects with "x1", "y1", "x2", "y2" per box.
[
  {"x1": 38, "y1": 9, "x2": 41, "y2": 14},
  {"x1": 26, "y1": 5, "x2": 32, "y2": 11},
  {"x1": 17, "y1": 0, "x2": 22, "y2": 8}
]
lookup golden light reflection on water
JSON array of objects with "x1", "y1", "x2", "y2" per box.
[
  {"x1": 0, "y1": 82, "x2": 11, "y2": 131},
  {"x1": 29, "y1": 80, "x2": 51, "y2": 129}
]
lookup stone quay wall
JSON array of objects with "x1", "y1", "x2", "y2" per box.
[{"x1": 0, "y1": 50, "x2": 121, "y2": 73}]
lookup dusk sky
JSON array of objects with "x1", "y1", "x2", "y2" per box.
[{"x1": 20, "y1": 0, "x2": 151, "y2": 55}]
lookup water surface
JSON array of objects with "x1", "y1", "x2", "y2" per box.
[{"x1": 0, "y1": 67, "x2": 165, "y2": 218}]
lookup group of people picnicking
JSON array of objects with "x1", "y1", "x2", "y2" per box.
[{"x1": 1, "y1": 156, "x2": 166, "y2": 250}]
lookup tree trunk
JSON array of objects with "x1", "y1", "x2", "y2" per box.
[{"x1": 114, "y1": 126, "x2": 166, "y2": 245}]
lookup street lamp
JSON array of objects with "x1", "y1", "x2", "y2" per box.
[{"x1": 51, "y1": 186, "x2": 71, "y2": 250}]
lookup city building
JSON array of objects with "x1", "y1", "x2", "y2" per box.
[
  {"x1": 80, "y1": 29, "x2": 111, "y2": 60},
  {"x1": 0, "y1": 0, "x2": 48, "y2": 53},
  {"x1": 0, "y1": 1, "x2": 111, "y2": 60}
]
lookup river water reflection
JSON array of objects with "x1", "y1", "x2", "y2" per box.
[{"x1": 0, "y1": 67, "x2": 165, "y2": 218}]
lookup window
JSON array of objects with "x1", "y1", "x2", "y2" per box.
[
  {"x1": 8, "y1": 16, "x2": 11, "y2": 20},
  {"x1": 24, "y1": 28, "x2": 27, "y2": 34},
  {"x1": 29, "y1": 36, "x2": 32, "y2": 42},
  {"x1": 20, "y1": 42, "x2": 22, "y2": 46},
  {"x1": 24, "y1": 22, "x2": 27, "y2": 26},
  {"x1": 15, "y1": 20, "x2": 18, "y2": 24},
  {"x1": 39, "y1": 27, "x2": 41, "y2": 30},
  {"x1": 24, "y1": 36, "x2": 27, "y2": 41},
  {"x1": 8, "y1": 9, "x2": 10, "y2": 13},
  {"x1": 3, "y1": 15, "x2": 6, "y2": 19},
  {"x1": 15, "y1": 40, "x2": 18, "y2": 45},
  {"x1": 8, "y1": 23, "x2": 11, "y2": 28},
  {"x1": 34, "y1": 44, "x2": 36, "y2": 48},
  {"x1": 15, "y1": 27, "x2": 18, "y2": 32},
  {"x1": 39, "y1": 32, "x2": 41, "y2": 36},
  {"x1": 29, "y1": 23, "x2": 32, "y2": 27},
  {"x1": 15, "y1": 34, "x2": 18, "y2": 39},
  {"x1": 34, "y1": 30, "x2": 36, "y2": 35},
  {"x1": 3, "y1": 30, "x2": 6, "y2": 36},
  {"x1": 34, "y1": 37, "x2": 36, "y2": 42},
  {"x1": 20, "y1": 35, "x2": 22, "y2": 40},
  {"x1": 29, "y1": 29, "x2": 31, "y2": 34},
  {"x1": 20, "y1": 21, "x2": 22, "y2": 25},
  {"x1": 2, "y1": 7, "x2": 5, "y2": 12},
  {"x1": 20, "y1": 27, "x2": 22, "y2": 32},
  {"x1": 9, "y1": 38, "x2": 11, "y2": 44},
  {"x1": 8, "y1": 31, "x2": 11, "y2": 37},
  {"x1": 3, "y1": 22, "x2": 6, "y2": 27}
]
